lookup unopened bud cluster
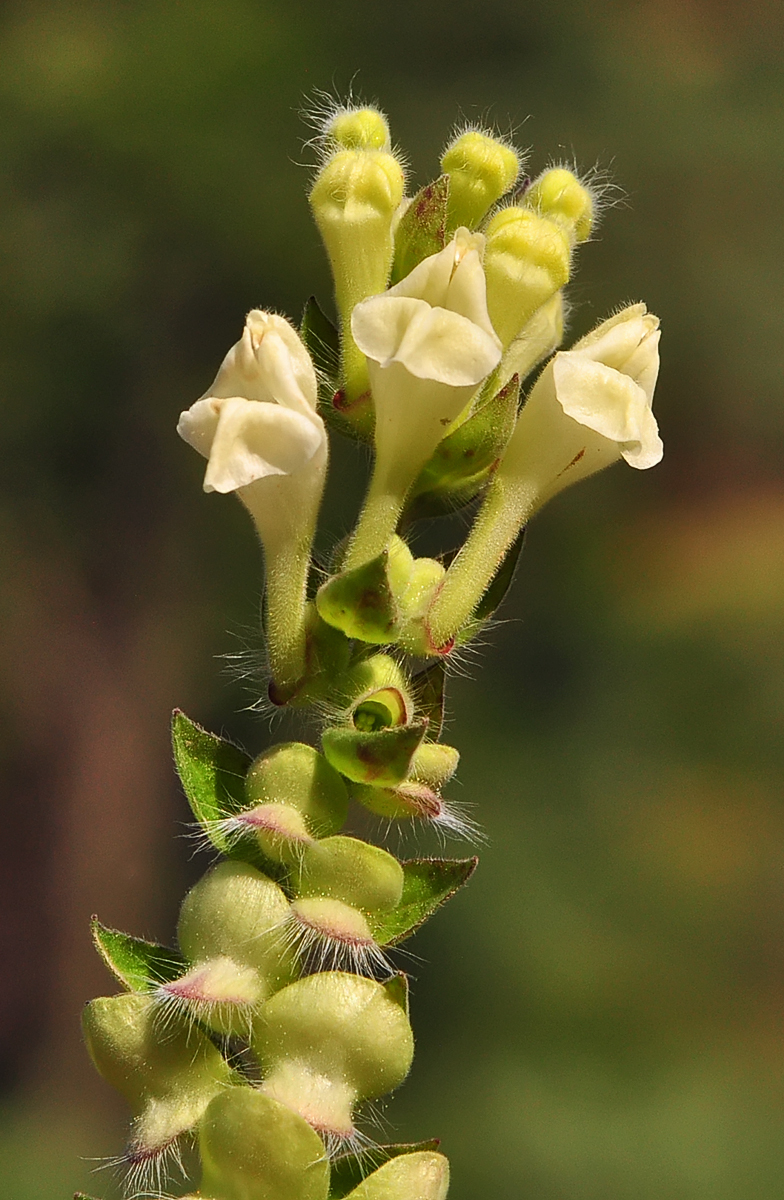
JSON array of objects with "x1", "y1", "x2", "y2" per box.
[{"x1": 84, "y1": 98, "x2": 663, "y2": 1200}]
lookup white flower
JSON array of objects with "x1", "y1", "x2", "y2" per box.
[
  {"x1": 351, "y1": 228, "x2": 503, "y2": 485},
  {"x1": 177, "y1": 310, "x2": 327, "y2": 552},
  {"x1": 499, "y1": 303, "x2": 662, "y2": 504}
]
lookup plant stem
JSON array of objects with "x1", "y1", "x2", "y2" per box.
[{"x1": 427, "y1": 474, "x2": 538, "y2": 648}]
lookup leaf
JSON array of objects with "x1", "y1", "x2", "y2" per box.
[
  {"x1": 91, "y1": 919, "x2": 186, "y2": 992},
  {"x1": 474, "y1": 527, "x2": 526, "y2": 622},
  {"x1": 391, "y1": 175, "x2": 449, "y2": 284},
  {"x1": 407, "y1": 374, "x2": 520, "y2": 518},
  {"x1": 301, "y1": 296, "x2": 339, "y2": 380},
  {"x1": 328, "y1": 1141, "x2": 441, "y2": 1199},
  {"x1": 316, "y1": 551, "x2": 399, "y2": 644},
  {"x1": 322, "y1": 720, "x2": 428, "y2": 787},
  {"x1": 374, "y1": 857, "x2": 478, "y2": 946},
  {"x1": 383, "y1": 972, "x2": 409, "y2": 1015},
  {"x1": 412, "y1": 660, "x2": 446, "y2": 739},
  {"x1": 171, "y1": 711, "x2": 283, "y2": 877},
  {"x1": 74, "y1": 1194, "x2": 103, "y2": 1199}
]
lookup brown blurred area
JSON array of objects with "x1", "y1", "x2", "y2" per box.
[{"x1": 0, "y1": 1, "x2": 783, "y2": 1196}]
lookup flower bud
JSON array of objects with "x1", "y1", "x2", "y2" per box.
[
  {"x1": 411, "y1": 742, "x2": 460, "y2": 788},
  {"x1": 242, "y1": 742, "x2": 349, "y2": 860},
  {"x1": 295, "y1": 835, "x2": 404, "y2": 916},
  {"x1": 525, "y1": 167, "x2": 593, "y2": 243},
  {"x1": 287, "y1": 835, "x2": 404, "y2": 974},
  {"x1": 344, "y1": 1151, "x2": 450, "y2": 1200},
  {"x1": 440, "y1": 129, "x2": 520, "y2": 230},
  {"x1": 199, "y1": 1088, "x2": 329, "y2": 1200},
  {"x1": 82, "y1": 993, "x2": 230, "y2": 1160},
  {"x1": 310, "y1": 144, "x2": 405, "y2": 402},
  {"x1": 484, "y1": 207, "x2": 571, "y2": 349},
  {"x1": 253, "y1": 972, "x2": 414, "y2": 1138},
  {"x1": 396, "y1": 558, "x2": 447, "y2": 656},
  {"x1": 161, "y1": 862, "x2": 295, "y2": 1035},
  {"x1": 327, "y1": 106, "x2": 391, "y2": 151}
]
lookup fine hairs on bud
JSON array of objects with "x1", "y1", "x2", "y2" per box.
[
  {"x1": 525, "y1": 157, "x2": 625, "y2": 242},
  {"x1": 301, "y1": 88, "x2": 401, "y2": 167}
]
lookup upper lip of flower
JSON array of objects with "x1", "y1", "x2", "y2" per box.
[
  {"x1": 351, "y1": 228, "x2": 502, "y2": 387},
  {"x1": 176, "y1": 311, "x2": 326, "y2": 495}
]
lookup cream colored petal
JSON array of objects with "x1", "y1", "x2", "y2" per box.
[
  {"x1": 443, "y1": 245, "x2": 499, "y2": 342},
  {"x1": 622, "y1": 328, "x2": 661, "y2": 404},
  {"x1": 553, "y1": 353, "x2": 652, "y2": 444},
  {"x1": 351, "y1": 295, "x2": 429, "y2": 367},
  {"x1": 619, "y1": 402, "x2": 664, "y2": 469},
  {"x1": 203, "y1": 398, "x2": 325, "y2": 494},
  {"x1": 393, "y1": 305, "x2": 501, "y2": 385},
  {"x1": 246, "y1": 311, "x2": 318, "y2": 413},
  {"x1": 177, "y1": 396, "x2": 223, "y2": 459},
  {"x1": 385, "y1": 239, "x2": 455, "y2": 305},
  {"x1": 572, "y1": 303, "x2": 648, "y2": 352},
  {"x1": 204, "y1": 312, "x2": 317, "y2": 415}
]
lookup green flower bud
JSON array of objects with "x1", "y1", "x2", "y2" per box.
[
  {"x1": 161, "y1": 862, "x2": 295, "y2": 1035},
  {"x1": 396, "y1": 559, "x2": 446, "y2": 656},
  {"x1": 244, "y1": 742, "x2": 349, "y2": 856},
  {"x1": 199, "y1": 1088, "x2": 329, "y2": 1200},
  {"x1": 411, "y1": 742, "x2": 460, "y2": 788},
  {"x1": 344, "y1": 1151, "x2": 450, "y2": 1200},
  {"x1": 484, "y1": 207, "x2": 571, "y2": 349},
  {"x1": 440, "y1": 129, "x2": 520, "y2": 231},
  {"x1": 322, "y1": 719, "x2": 428, "y2": 787},
  {"x1": 525, "y1": 167, "x2": 593, "y2": 243},
  {"x1": 253, "y1": 973, "x2": 414, "y2": 1138},
  {"x1": 351, "y1": 780, "x2": 442, "y2": 821},
  {"x1": 310, "y1": 146, "x2": 405, "y2": 402},
  {"x1": 295, "y1": 835, "x2": 404, "y2": 915},
  {"x1": 328, "y1": 106, "x2": 391, "y2": 152},
  {"x1": 82, "y1": 993, "x2": 230, "y2": 1160}
]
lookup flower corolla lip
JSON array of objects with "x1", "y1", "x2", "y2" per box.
[
  {"x1": 551, "y1": 304, "x2": 662, "y2": 468},
  {"x1": 351, "y1": 228, "x2": 502, "y2": 387},
  {"x1": 177, "y1": 310, "x2": 326, "y2": 495},
  {"x1": 348, "y1": 230, "x2": 503, "y2": 490}
]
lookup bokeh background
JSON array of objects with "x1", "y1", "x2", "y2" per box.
[{"x1": 1, "y1": 0, "x2": 783, "y2": 1196}]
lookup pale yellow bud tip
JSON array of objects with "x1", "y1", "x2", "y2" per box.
[
  {"x1": 441, "y1": 130, "x2": 521, "y2": 229},
  {"x1": 328, "y1": 107, "x2": 390, "y2": 151},
  {"x1": 310, "y1": 149, "x2": 404, "y2": 217},
  {"x1": 526, "y1": 168, "x2": 593, "y2": 243}
]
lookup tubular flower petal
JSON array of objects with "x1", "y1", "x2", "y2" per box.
[
  {"x1": 503, "y1": 303, "x2": 662, "y2": 500},
  {"x1": 177, "y1": 310, "x2": 326, "y2": 534},
  {"x1": 351, "y1": 229, "x2": 502, "y2": 487}
]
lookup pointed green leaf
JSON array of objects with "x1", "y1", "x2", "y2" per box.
[
  {"x1": 171, "y1": 711, "x2": 283, "y2": 877},
  {"x1": 316, "y1": 551, "x2": 399, "y2": 644},
  {"x1": 301, "y1": 295, "x2": 339, "y2": 380},
  {"x1": 322, "y1": 720, "x2": 428, "y2": 787},
  {"x1": 329, "y1": 1141, "x2": 441, "y2": 1199},
  {"x1": 412, "y1": 660, "x2": 446, "y2": 739},
  {"x1": 374, "y1": 857, "x2": 478, "y2": 946},
  {"x1": 91, "y1": 919, "x2": 186, "y2": 992},
  {"x1": 408, "y1": 374, "x2": 520, "y2": 518},
  {"x1": 392, "y1": 175, "x2": 449, "y2": 285}
]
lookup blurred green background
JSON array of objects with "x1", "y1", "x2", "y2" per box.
[{"x1": 1, "y1": 0, "x2": 783, "y2": 1197}]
